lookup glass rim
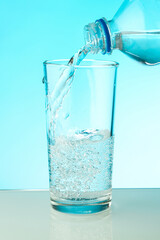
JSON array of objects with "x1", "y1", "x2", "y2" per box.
[{"x1": 43, "y1": 59, "x2": 119, "y2": 68}]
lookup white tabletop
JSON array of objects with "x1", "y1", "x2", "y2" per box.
[{"x1": 0, "y1": 189, "x2": 160, "y2": 240}]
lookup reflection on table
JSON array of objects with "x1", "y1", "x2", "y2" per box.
[{"x1": 50, "y1": 208, "x2": 112, "y2": 240}]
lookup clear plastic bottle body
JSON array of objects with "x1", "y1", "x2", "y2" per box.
[{"x1": 84, "y1": 0, "x2": 160, "y2": 65}]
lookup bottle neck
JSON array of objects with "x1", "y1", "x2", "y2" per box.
[{"x1": 84, "y1": 18, "x2": 112, "y2": 55}]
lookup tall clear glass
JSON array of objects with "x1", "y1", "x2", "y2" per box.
[{"x1": 43, "y1": 59, "x2": 119, "y2": 214}]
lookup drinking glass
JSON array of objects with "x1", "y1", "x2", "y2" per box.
[{"x1": 43, "y1": 59, "x2": 119, "y2": 214}]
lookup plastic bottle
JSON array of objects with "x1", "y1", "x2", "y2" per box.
[{"x1": 84, "y1": 0, "x2": 160, "y2": 65}]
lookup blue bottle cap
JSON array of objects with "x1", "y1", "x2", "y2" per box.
[{"x1": 96, "y1": 18, "x2": 111, "y2": 54}]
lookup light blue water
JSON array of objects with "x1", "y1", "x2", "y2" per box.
[
  {"x1": 48, "y1": 129, "x2": 114, "y2": 200},
  {"x1": 120, "y1": 31, "x2": 160, "y2": 65}
]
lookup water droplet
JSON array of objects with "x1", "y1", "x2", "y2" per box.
[{"x1": 64, "y1": 113, "x2": 70, "y2": 119}]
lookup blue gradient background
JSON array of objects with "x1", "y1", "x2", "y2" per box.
[{"x1": 0, "y1": 0, "x2": 160, "y2": 189}]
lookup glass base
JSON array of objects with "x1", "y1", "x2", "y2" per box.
[{"x1": 50, "y1": 192, "x2": 112, "y2": 214}]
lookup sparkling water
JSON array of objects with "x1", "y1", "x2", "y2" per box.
[
  {"x1": 48, "y1": 129, "x2": 114, "y2": 200},
  {"x1": 47, "y1": 45, "x2": 91, "y2": 144}
]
